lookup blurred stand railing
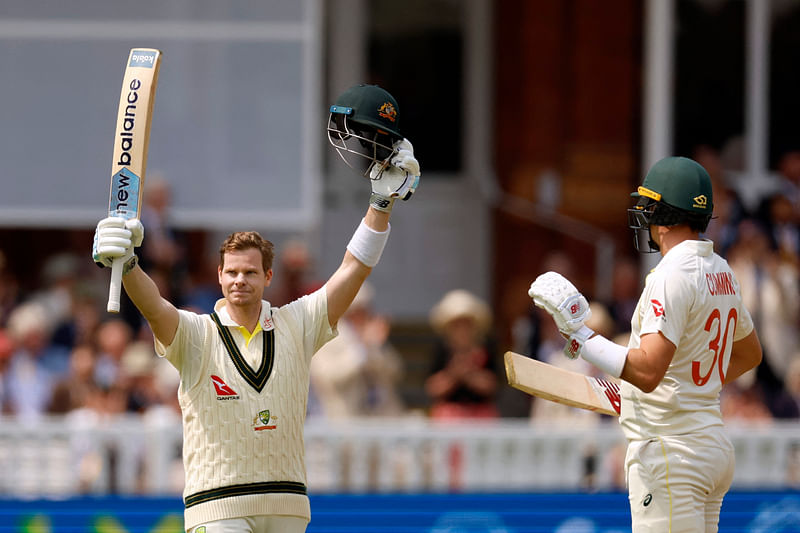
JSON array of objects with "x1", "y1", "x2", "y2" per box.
[{"x1": 0, "y1": 415, "x2": 798, "y2": 498}]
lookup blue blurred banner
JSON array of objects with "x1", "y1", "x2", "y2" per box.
[{"x1": 0, "y1": 491, "x2": 799, "y2": 532}]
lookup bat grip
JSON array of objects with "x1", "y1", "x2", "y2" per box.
[{"x1": 107, "y1": 258, "x2": 123, "y2": 313}]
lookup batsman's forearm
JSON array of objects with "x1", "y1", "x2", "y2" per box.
[
  {"x1": 122, "y1": 264, "x2": 179, "y2": 345},
  {"x1": 365, "y1": 206, "x2": 390, "y2": 232}
]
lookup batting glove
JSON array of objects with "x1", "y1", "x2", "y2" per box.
[
  {"x1": 528, "y1": 271, "x2": 592, "y2": 335},
  {"x1": 369, "y1": 138, "x2": 421, "y2": 212},
  {"x1": 92, "y1": 216, "x2": 144, "y2": 274}
]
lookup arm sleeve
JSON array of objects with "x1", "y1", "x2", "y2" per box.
[
  {"x1": 639, "y1": 270, "x2": 691, "y2": 347},
  {"x1": 153, "y1": 309, "x2": 207, "y2": 391}
]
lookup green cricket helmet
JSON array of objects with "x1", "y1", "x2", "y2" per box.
[
  {"x1": 628, "y1": 156, "x2": 714, "y2": 253},
  {"x1": 327, "y1": 84, "x2": 403, "y2": 178}
]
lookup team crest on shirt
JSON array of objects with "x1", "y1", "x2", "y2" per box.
[
  {"x1": 650, "y1": 299, "x2": 665, "y2": 319},
  {"x1": 253, "y1": 409, "x2": 277, "y2": 431}
]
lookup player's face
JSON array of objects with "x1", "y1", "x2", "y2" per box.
[{"x1": 218, "y1": 249, "x2": 273, "y2": 308}]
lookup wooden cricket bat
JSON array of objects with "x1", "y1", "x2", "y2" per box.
[
  {"x1": 106, "y1": 48, "x2": 162, "y2": 313},
  {"x1": 504, "y1": 351, "x2": 622, "y2": 416}
]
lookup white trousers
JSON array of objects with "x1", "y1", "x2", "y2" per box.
[
  {"x1": 187, "y1": 515, "x2": 309, "y2": 533},
  {"x1": 625, "y1": 427, "x2": 735, "y2": 533}
]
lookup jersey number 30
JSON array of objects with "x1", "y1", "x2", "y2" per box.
[{"x1": 692, "y1": 307, "x2": 738, "y2": 386}]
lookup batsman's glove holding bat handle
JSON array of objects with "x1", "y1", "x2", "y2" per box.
[
  {"x1": 92, "y1": 216, "x2": 144, "y2": 275},
  {"x1": 369, "y1": 138, "x2": 421, "y2": 213},
  {"x1": 528, "y1": 271, "x2": 593, "y2": 360},
  {"x1": 528, "y1": 271, "x2": 627, "y2": 378}
]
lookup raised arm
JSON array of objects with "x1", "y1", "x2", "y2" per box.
[
  {"x1": 326, "y1": 208, "x2": 389, "y2": 327},
  {"x1": 324, "y1": 84, "x2": 421, "y2": 327},
  {"x1": 93, "y1": 216, "x2": 179, "y2": 346}
]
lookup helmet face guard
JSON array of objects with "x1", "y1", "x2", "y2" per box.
[
  {"x1": 327, "y1": 108, "x2": 396, "y2": 179},
  {"x1": 627, "y1": 197, "x2": 660, "y2": 253}
]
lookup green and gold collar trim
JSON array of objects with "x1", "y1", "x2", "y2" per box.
[{"x1": 211, "y1": 312, "x2": 275, "y2": 393}]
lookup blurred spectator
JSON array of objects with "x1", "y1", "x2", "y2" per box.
[
  {"x1": 757, "y1": 192, "x2": 800, "y2": 262},
  {"x1": 268, "y1": 239, "x2": 324, "y2": 307},
  {"x1": 727, "y1": 218, "x2": 800, "y2": 416},
  {"x1": 606, "y1": 256, "x2": 640, "y2": 335},
  {"x1": 139, "y1": 174, "x2": 186, "y2": 285},
  {"x1": 94, "y1": 319, "x2": 133, "y2": 389},
  {"x1": 425, "y1": 289, "x2": 500, "y2": 419},
  {"x1": 122, "y1": 174, "x2": 187, "y2": 336},
  {"x1": 0, "y1": 329, "x2": 14, "y2": 413},
  {"x1": 48, "y1": 344, "x2": 97, "y2": 414},
  {"x1": 32, "y1": 252, "x2": 80, "y2": 325},
  {"x1": 721, "y1": 381, "x2": 773, "y2": 425},
  {"x1": 0, "y1": 250, "x2": 20, "y2": 328},
  {"x1": 693, "y1": 144, "x2": 748, "y2": 255},
  {"x1": 51, "y1": 291, "x2": 102, "y2": 351},
  {"x1": 776, "y1": 148, "x2": 800, "y2": 220},
  {"x1": 4, "y1": 301, "x2": 69, "y2": 418},
  {"x1": 309, "y1": 282, "x2": 405, "y2": 418},
  {"x1": 782, "y1": 357, "x2": 800, "y2": 418},
  {"x1": 119, "y1": 340, "x2": 161, "y2": 414}
]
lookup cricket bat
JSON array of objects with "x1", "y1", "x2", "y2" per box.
[
  {"x1": 106, "y1": 48, "x2": 162, "y2": 313},
  {"x1": 504, "y1": 351, "x2": 622, "y2": 416}
]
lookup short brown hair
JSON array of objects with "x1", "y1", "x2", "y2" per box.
[{"x1": 219, "y1": 231, "x2": 275, "y2": 273}]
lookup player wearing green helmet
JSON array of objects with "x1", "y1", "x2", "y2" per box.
[
  {"x1": 529, "y1": 155, "x2": 763, "y2": 531},
  {"x1": 628, "y1": 156, "x2": 714, "y2": 252}
]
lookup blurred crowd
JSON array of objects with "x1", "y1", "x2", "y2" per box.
[{"x1": 0, "y1": 146, "x2": 798, "y2": 444}]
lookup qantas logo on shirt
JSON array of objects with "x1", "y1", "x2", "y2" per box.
[
  {"x1": 211, "y1": 375, "x2": 240, "y2": 400},
  {"x1": 650, "y1": 299, "x2": 665, "y2": 319}
]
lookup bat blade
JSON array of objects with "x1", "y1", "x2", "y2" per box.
[
  {"x1": 106, "y1": 48, "x2": 162, "y2": 313},
  {"x1": 504, "y1": 351, "x2": 621, "y2": 416}
]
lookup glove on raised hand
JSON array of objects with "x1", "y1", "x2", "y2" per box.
[
  {"x1": 92, "y1": 217, "x2": 144, "y2": 274},
  {"x1": 528, "y1": 271, "x2": 593, "y2": 359},
  {"x1": 369, "y1": 138, "x2": 420, "y2": 212}
]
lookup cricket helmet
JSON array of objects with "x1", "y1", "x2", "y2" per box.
[
  {"x1": 627, "y1": 156, "x2": 714, "y2": 253},
  {"x1": 327, "y1": 84, "x2": 403, "y2": 178}
]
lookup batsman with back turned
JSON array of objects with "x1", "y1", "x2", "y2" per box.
[
  {"x1": 528, "y1": 156, "x2": 763, "y2": 532},
  {"x1": 92, "y1": 83, "x2": 420, "y2": 533}
]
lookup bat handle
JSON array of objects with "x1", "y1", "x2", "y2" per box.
[{"x1": 107, "y1": 258, "x2": 123, "y2": 313}]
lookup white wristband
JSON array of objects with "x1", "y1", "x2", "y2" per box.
[
  {"x1": 581, "y1": 334, "x2": 628, "y2": 378},
  {"x1": 346, "y1": 218, "x2": 390, "y2": 267}
]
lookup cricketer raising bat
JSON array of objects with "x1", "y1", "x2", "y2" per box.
[
  {"x1": 504, "y1": 351, "x2": 621, "y2": 416},
  {"x1": 106, "y1": 48, "x2": 162, "y2": 313}
]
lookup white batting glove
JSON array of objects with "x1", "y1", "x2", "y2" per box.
[
  {"x1": 92, "y1": 217, "x2": 144, "y2": 273},
  {"x1": 528, "y1": 271, "x2": 592, "y2": 335},
  {"x1": 369, "y1": 138, "x2": 421, "y2": 212}
]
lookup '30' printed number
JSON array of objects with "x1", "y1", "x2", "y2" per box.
[{"x1": 692, "y1": 307, "x2": 738, "y2": 386}]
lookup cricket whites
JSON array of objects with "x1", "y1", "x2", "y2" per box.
[{"x1": 106, "y1": 48, "x2": 162, "y2": 313}]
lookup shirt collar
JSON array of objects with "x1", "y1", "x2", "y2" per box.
[
  {"x1": 213, "y1": 298, "x2": 275, "y2": 331},
  {"x1": 659, "y1": 239, "x2": 714, "y2": 265}
]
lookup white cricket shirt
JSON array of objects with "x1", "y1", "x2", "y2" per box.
[
  {"x1": 155, "y1": 287, "x2": 336, "y2": 529},
  {"x1": 620, "y1": 240, "x2": 754, "y2": 440}
]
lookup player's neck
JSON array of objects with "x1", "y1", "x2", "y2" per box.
[
  {"x1": 656, "y1": 225, "x2": 699, "y2": 256},
  {"x1": 226, "y1": 301, "x2": 262, "y2": 333}
]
